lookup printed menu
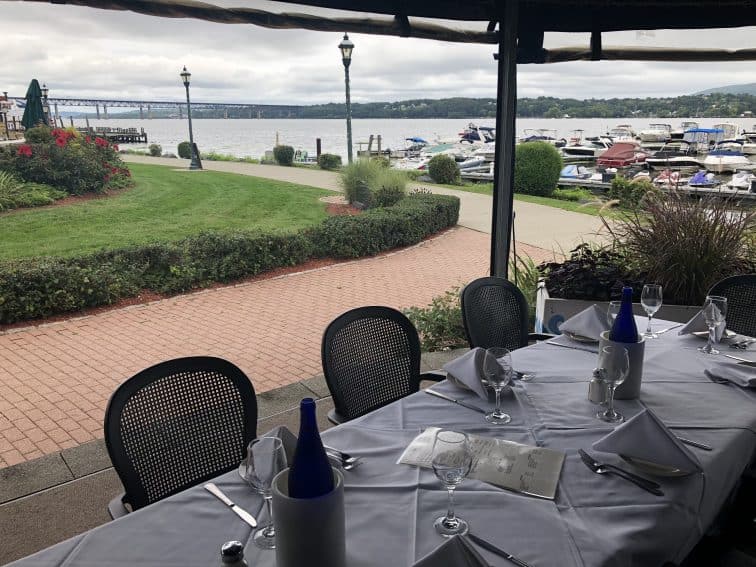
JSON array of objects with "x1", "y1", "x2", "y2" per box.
[{"x1": 398, "y1": 427, "x2": 565, "y2": 499}]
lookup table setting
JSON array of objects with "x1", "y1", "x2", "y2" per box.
[{"x1": 8, "y1": 286, "x2": 756, "y2": 567}]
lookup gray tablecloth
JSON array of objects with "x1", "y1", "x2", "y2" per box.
[{"x1": 10, "y1": 320, "x2": 756, "y2": 567}]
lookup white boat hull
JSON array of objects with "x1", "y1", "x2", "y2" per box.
[
  {"x1": 702, "y1": 155, "x2": 754, "y2": 173},
  {"x1": 742, "y1": 143, "x2": 756, "y2": 156}
]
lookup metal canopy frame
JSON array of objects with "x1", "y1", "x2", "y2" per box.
[{"x1": 12, "y1": 0, "x2": 756, "y2": 277}]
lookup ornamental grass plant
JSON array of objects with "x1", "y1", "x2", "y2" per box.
[{"x1": 602, "y1": 190, "x2": 756, "y2": 306}]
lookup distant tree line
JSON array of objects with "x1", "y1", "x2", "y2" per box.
[{"x1": 113, "y1": 93, "x2": 754, "y2": 119}]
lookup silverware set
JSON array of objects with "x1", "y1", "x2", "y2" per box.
[
  {"x1": 729, "y1": 337, "x2": 756, "y2": 350},
  {"x1": 578, "y1": 449, "x2": 664, "y2": 496},
  {"x1": 324, "y1": 445, "x2": 363, "y2": 470},
  {"x1": 466, "y1": 532, "x2": 533, "y2": 567}
]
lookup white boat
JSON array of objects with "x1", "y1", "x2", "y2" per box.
[
  {"x1": 562, "y1": 136, "x2": 612, "y2": 158},
  {"x1": 639, "y1": 123, "x2": 672, "y2": 143},
  {"x1": 725, "y1": 170, "x2": 756, "y2": 191},
  {"x1": 606, "y1": 124, "x2": 636, "y2": 141},
  {"x1": 519, "y1": 129, "x2": 566, "y2": 147},
  {"x1": 741, "y1": 126, "x2": 756, "y2": 155},
  {"x1": 702, "y1": 144, "x2": 754, "y2": 173},
  {"x1": 670, "y1": 121, "x2": 699, "y2": 140},
  {"x1": 645, "y1": 142, "x2": 701, "y2": 170},
  {"x1": 712, "y1": 122, "x2": 742, "y2": 142}
]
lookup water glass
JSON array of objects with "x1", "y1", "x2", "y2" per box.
[
  {"x1": 606, "y1": 301, "x2": 621, "y2": 328},
  {"x1": 243, "y1": 437, "x2": 288, "y2": 549},
  {"x1": 596, "y1": 345, "x2": 630, "y2": 423},
  {"x1": 482, "y1": 347, "x2": 512, "y2": 425},
  {"x1": 699, "y1": 295, "x2": 727, "y2": 355},
  {"x1": 431, "y1": 430, "x2": 473, "y2": 537},
  {"x1": 641, "y1": 284, "x2": 663, "y2": 338}
]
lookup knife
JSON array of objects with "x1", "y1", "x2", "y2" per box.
[
  {"x1": 578, "y1": 449, "x2": 663, "y2": 496},
  {"x1": 656, "y1": 323, "x2": 683, "y2": 335},
  {"x1": 425, "y1": 389, "x2": 486, "y2": 414},
  {"x1": 466, "y1": 533, "x2": 533, "y2": 567},
  {"x1": 723, "y1": 354, "x2": 756, "y2": 367},
  {"x1": 204, "y1": 483, "x2": 257, "y2": 528},
  {"x1": 675, "y1": 436, "x2": 713, "y2": 451}
]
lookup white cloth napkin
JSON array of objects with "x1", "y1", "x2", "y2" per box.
[
  {"x1": 678, "y1": 310, "x2": 725, "y2": 341},
  {"x1": 442, "y1": 348, "x2": 489, "y2": 400},
  {"x1": 413, "y1": 536, "x2": 488, "y2": 567},
  {"x1": 705, "y1": 362, "x2": 756, "y2": 388},
  {"x1": 559, "y1": 304, "x2": 610, "y2": 341},
  {"x1": 592, "y1": 408, "x2": 702, "y2": 474}
]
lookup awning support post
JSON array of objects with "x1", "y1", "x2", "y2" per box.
[{"x1": 490, "y1": 0, "x2": 518, "y2": 278}]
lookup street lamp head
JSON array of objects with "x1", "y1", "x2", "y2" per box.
[
  {"x1": 41, "y1": 84, "x2": 49, "y2": 99},
  {"x1": 338, "y1": 33, "x2": 354, "y2": 66},
  {"x1": 180, "y1": 66, "x2": 191, "y2": 87}
]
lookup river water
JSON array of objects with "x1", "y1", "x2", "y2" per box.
[{"x1": 75, "y1": 116, "x2": 756, "y2": 160}]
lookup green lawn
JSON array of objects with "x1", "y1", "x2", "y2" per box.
[{"x1": 0, "y1": 163, "x2": 331, "y2": 259}]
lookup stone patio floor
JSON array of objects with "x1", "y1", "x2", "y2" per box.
[{"x1": 0, "y1": 227, "x2": 556, "y2": 468}]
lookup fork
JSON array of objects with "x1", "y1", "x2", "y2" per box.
[
  {"x1": 324, "y1": 446, "x2": 363, "y2": 469},
  {"x1": 578, "y1": 449, "x2": 663, "y2": 496},
  {"x1": 730, "y1": 338, "x2": 756, "y2": 350}
]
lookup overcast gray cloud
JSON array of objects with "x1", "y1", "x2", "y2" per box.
[{"x1": 3, "y1": 2, "x2": 756, "y2": 105}]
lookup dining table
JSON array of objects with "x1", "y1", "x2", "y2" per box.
[{"x1": 8, "y1": 317, "x2": 756, "y2": 567}]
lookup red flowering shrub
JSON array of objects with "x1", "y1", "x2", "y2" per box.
[{"x1": 2, "y1": 125, "x2": 131, "y2": 194}]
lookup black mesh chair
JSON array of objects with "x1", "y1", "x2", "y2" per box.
[
  {"x1": 104, "y1": 356, "x2": 257, "y2": 517},
  {"x1": 461, "y1": 277, "x2": 552, "y2": 350},
  {"x1": 322, "y1": 306, "x2": 443, "y2": 424},
  {"x1": 708, "y1": 274, "x2": 756, "y2": 337}
]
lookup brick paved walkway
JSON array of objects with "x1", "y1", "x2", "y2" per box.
[{"x1": 0, "y1": 228, "x2": 555, "y2": 467}]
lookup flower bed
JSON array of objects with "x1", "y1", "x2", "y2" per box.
[{"x1": 0, "y1": 126, "x2": 131, "y2": 196}]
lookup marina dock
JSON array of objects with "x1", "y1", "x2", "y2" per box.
[{"x1": 76, "y1": 126, "x2": 148, "y2": 144}]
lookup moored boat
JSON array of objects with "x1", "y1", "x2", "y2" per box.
[
  {"x1": 670, "y1": 121, "x2": 699, "y2": 140},
  {"x1": 645, "y1": 141, "x2": 701, "y2": 170},
  {"x1": 562, "y1": 136, "x2": 612, "y2": 158},
  {"x1": 702, "y1": 144, "x2": 754, "y2": 173},
  {"x1": 606, "y1": 124, "x2": 636, "y2": 141},
  {"x1": 639, "y1": 123, "x2": 672, "y2": 143},
  {"x1": 725, "y1": 170, "x2": 756, "y2": 191},
  {"x1": 520, "y1": 129, "x2": 567, "y2": 148},
  {"x1": 596, "y1": 141, "x2": 649, "y2": 168}
]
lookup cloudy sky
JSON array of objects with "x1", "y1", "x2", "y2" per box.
[{"x1": 3, "y1": 1, "x2": 756, "y2": 105}]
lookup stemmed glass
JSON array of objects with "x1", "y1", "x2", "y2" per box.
[
  {"x1": 641, "y1": 284, "x2": 663, "y2": 338},
  {"x1": 596, "y1": 345, "x2": 630, "y2": 424},
  {"x1": 606, "y1": 301, "x2": 621, "y2": 328},
  {"x1": 482, "y1": 347, "x2": 512, "y2": 425},
  {"x1": 432, "y1": 430, "x2": 473, "y2": 537},
  {"x1": 699, "y1": 295, "x2": 728, "y2": 355},
  {"x1": 242, "y1": 437, "x2": 288, "y2": 549}
]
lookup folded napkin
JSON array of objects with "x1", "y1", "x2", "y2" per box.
[
  {"x1": 413, "y1": 536, "x2": 488, "y2": 567},
  {"x1": 442, "y1": 348, "x2": 489, "y2": 400},
  {"x1": 678, "y1": 310, "x2": 725, "y2": 341},
  {"x1": 593, "y1": 408, "x2": 702, "y2": 474},
  {"x1": 705, "y1": 362, "x2": 756, "y2": 388},
  {"x1": 559, "y1": 304, "x2": 610, "y2": 341}
]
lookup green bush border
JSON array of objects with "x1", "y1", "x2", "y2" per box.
[{"x1": 0, "y1": 193, "x2": 459, "y2": 324}]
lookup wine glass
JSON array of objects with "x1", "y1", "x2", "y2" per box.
[
  {"x1": 432, "y1": 430, "x2": 473, "y2": 537},
  {"x1": 606, "y1": 301, "x2": 621, "y2": 328},
  {"x1": 243, "y1": 437, "x2": 288, "y2": 549},
  {"x1": 482, "y1": 347, "x2": 512, "y2": 425},
  {"x1": 699, "y1": 295, "x2": 728, "y2": 355},
  {"x1": 596, "y1": 345, "x2": 630, "y2": 423},
  {"x1": 641, "y1": 284, "x2": 663, "y2": 338}
]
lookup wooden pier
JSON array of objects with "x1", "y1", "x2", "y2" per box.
[{"x1": 76, "y1": 126, "x2": 148, "y2": 144}]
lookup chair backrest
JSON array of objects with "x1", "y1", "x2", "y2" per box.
[
  {"x1": 708, "y1": 274, "x2": 756, "y2": 337},
  {"x1": 461, "y1": 277, "x2": 529, "y2": 350},
  {"x1": 322, "y1": 306, "x2": 422, "y2": 422},
  {"x1": 104, "y1": 356, "x2": 257, "y2": 511}
]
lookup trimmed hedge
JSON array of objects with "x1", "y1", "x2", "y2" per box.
[
  {"x1": 317, "y1": 153, "x2": 342, "y2": 170},
  {"x1": 177, "y1": 142, "x2": 192, "y2": 159},
  {"x1": 273, "y1": 145, "x2": 295, "y2": 166},
  {"x1": 514, "y1": 141, "x2": 563, "y2": 197},
  {"x1": 0, "y1": 193, "x2": 459, "y2": 324},
  {"x1": 427, "y1": 154, "x2": 460, "y2": 184}
]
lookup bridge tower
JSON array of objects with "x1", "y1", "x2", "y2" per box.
[
  {"x1": 179, "y1": 105, "x2": 183, "y2": 119},
  {"x1": 95, "y1": 104, "x2": 100, "y2": 119},
  {"x1": 103, "y1": 104, "x2": 108, "y2": 120},
  {"x1": 139, "y1": 105, "x2": 144, "y2": 120},
  {"x1": 224, "y1": 108, "x2": 228, "y2": 119},
  {"x1": 147, "y1": 105, "x2": 152, "y2": 119}
]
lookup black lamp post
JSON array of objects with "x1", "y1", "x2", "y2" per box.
[
  {"x1": 180, "y1": 66, "x2": 202, "y2": 170},
  {"x1": 338, "y1": 33, "x2": 354, "y2": 163},
  {"x1": 41, "y1": 83, "x2": 50, "y2": 125}
]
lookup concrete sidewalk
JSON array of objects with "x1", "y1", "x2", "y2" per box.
[{"x1": 122, "y1": 154, "x2": 607, "y2": 251}]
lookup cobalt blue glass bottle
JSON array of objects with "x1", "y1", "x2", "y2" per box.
[
  {"x1": 288, "y1": 398, "x2": 334, "y2": 498},
  {"x1": 609, "y1": 286, "x2": 639, "y2": 343}
]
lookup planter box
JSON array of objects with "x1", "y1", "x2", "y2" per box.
[{"x1": 536, "y1": 295, "x2": 699, "y2": 335}]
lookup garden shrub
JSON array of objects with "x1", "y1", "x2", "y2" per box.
[
  {"x1": 607, "y1": 176, "x2": 658, "y2": 209},
  {"x1": 371, "y1": 156, "x2": 390, "y2": 169},
  {"x1": 273, "y1": 145, "x2": 295, "y2": 166},
  {"x1": 317, "y1": 153, "x2": 342, "y2": 170},
  {"x1": 404, "y1": 287, "x2": 467, "y2": 351},
  {"x1": 514, "y1": 141, "x2": 562, "y2": 197},
  {"x1": 339, "y1": 159, "x2": 383, "y2": 206},
  {"x1": 0, "y1": 171, "x2": 66, "y2": 211},
  {"x1": 0, "y1": 194, "x2": 459, "y2": 324},
  {"x1": 2, "y1": 126, "x2": 130, "y2": 195},
  {"x1": 177, "y1": 141, "x2": 192, "y2": 159},
  {"x1": 373, "y1": 168, "x2": 407, "y2": 207},
  {"x1": 148, "y1": 143, "x2": 162, "y2": 157},
  {"x1": 427, "y1": 154, "x2": 460, "y2": 184}
]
